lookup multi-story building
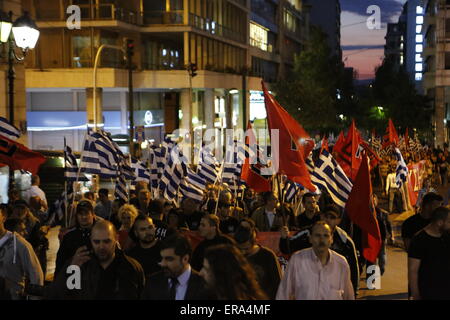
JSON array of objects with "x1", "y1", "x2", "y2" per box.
[
  {"x1": 19, "y1": 0, "x2": 309, "y2": 153},
  {"x1": 303, "y1": 0, "x2": 340, "y2": 60},
  {"x1": 422, "y1": 0, "x2": 450, "y2": 147},
  {"x1": 384, "y1": 22, "x2": 405, "y2": 70}
]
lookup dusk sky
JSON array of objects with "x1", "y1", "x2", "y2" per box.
[{"x1": 341, "y1": 0, "x2": 407, "y2": 80}]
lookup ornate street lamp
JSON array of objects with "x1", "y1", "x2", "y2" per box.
[{"x1": 0, "y1": 11, "x2": 40, "y2": 126}]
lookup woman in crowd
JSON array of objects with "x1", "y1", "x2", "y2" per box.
[
  {"x1": 117, "y1": 204, "x2": 138, "y2": 251},
  {"x1": 199, "y1": 244, "x2": 268, "y2": 300}
]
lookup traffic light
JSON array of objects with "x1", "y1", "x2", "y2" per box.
[
  {"x1": 188, "y1": 62, "x2": 197, "y2": 78},
  {"x1": 126, "y1": 38, "x2": 134, "y2": 57}
]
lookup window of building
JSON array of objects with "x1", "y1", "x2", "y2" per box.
[
  {"x1": 445, "y1": 52, "x2": 450, "y2": 69},
  {"x1": 250, "y1": 22, "x2": 268, "y2": 51},
  {"x1": 415, "y1": 63, "x2": 423, "y2": 72},
  {"x1": 72, "y1": 32, "x2": 92, "y2": 68},
  {"x1": 416, "y1": 34, "x2": 423, "y2": 43},
  {"x1": 416, "y1": 6, "x2": 424, "y2": 15},
  {"x1": 416, "y1": 16, "x2": 424, "y2": 25},
  {"x1": 415, "y1": 73, "x2": 422, "y2": 81},
  {"x1": 416, "y1": 54, "x2": 423, "y2": 62},
  {"x1": 416, "y1": 25, "x2": 422, "y2": 34},
  {"x1": 416, "y1": 44, "x2": 423, "y2": 53},
  {"x1": 284, "y1": 9, "x2": 297, "y2": 33}
]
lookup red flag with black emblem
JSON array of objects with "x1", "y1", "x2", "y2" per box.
[
  {"x1": 334, "y1": 120, "x2": 363, "y2": 181},
  {"x1": 345, "y1": 153, "x2": 382, "y2": 263},
  {"x1": 382, "y1": 118, "x2": 399, "y2": 148},
  {"x1": 262, "y1": 81, "x2": 316, "y2": 192},
  {"x1": 0, "y1": 135, "x2": 46, "y2": 174},
  {"x1": 241, "y1": 121, "x2": 272, "y2": 192}
]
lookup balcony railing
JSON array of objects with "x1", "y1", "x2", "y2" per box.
[
  {"x1": 249, "y1": 38, "x2": 274, "y2": 53},
  {"x1": 36, "y1": 4, "x2": 141, "y2": 25},
  {"x1": 142, "y1": 11, "x2": 184, "y2": 25},
  {"x1": 189, "y1": 13, "x2": 246, "y2": 44}
]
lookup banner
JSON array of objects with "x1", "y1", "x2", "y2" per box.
[{"x1": 406, "y1": 160, "x2": 426, "y2": 207}]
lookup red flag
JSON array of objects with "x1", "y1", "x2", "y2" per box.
[
  {"x1": 334, "y1": 120, "x2": 363, "y2": 181},
  {"x1": 345, "y1": 154, "x2": 382, "y2": 263},
  {"x1": 320, "y1": 136, "x2": 329, "y2": 153},
  {"x1": 262, "y1": 81, "x2": 316, "y2": 192},
  {"x1": 382, "y1": 118, "x2": 399, "y2": 148},
  {"x1": 241, "y1": 121, "x2": 272, "y2": 193},
  {"x1": 0, "y1": 135, "x2": 46, "y2": 174}
]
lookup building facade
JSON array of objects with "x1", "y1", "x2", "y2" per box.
[
  {"x1": 423, "y1": 0, "x2": 450, "y2": 147},
  {"x1": 303, "y1": 0, "x2": 341, "y2": 60},
  {"x1": 18, "y1": 0, "x2": 309, "y2": 152}
]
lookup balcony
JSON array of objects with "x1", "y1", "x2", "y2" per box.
[
  {"x1": 249, "y1": 38, "x2": 274, "y2": 53},
  {"x1": 36, "y1": 4, "x2": 141, "y2": 25},
  {"x1": 189, "y1": 13, "x2": 246, "y2": 44},
  {"x1": 142, "y1": 11, "x2": 184, "y2": 25}
]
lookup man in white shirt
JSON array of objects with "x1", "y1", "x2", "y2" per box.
[
  {"x1": 276, "y1": 221, "x2": 354, "y2": 300},
  {"x1": 385, "y1": 167, "x2": 404, "y2": 213},
  {"x1": 24, "y1": 175, "x2": 48, "y2": 210}
]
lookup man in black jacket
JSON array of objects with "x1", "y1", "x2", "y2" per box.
[
  {"x1": 279, "y1": 204, "x2": 360, "y2": 296},
  {"x1": 55, "y1": 200, "x2": 98, "y2": 276},
  {"x1": 49, "y1": 220, "x2": 145, "y2": 300},
  {"x1": 141, "y1": 233, "x2": 211, "y2": 300}
]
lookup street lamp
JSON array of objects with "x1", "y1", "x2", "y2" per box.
[{"x1": 0, "y1": 11, "x2": 40, "y2": 127}]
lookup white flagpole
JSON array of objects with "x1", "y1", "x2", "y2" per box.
[
  {"x1": 214, "y1": 160, "x2": 225, "y2": 216},
  {"x1": 64, "y1": 137, "x2": 68, "y2": 228}
]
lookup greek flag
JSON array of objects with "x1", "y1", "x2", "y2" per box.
[
  {"x1": 131, "y1": 158, "x2": 151, "y2": 185},
  {"x1": 147, "y1": 145, "x2": 159, "y2": 190},
  {"x1": 283, "y1": 180, "x2": 302, "y2": 203},
  {"x1": 0, "y1": 116, "x2": 20, "y2": 140},
  {"x1": 159, "y1": 147, "x2": 187, "y2": 203},
  {"x1": 114, "y1": 174, "x2": 128, "y2": 203},
  {"x1": 394, "y1": 147, "x2": 408, "y2": 188},
  {"x1": 51, "y1": 186, "x2": 74, "y2": 225},
  {"x1": 80, "y1": 129, "x2": 125, "y2": 178},
  {"x1": 306, "y1": 149, "x2": 353, "y2": 209},
  {"x1": 180, "y1": 177, "x2": 204, "y2": 202},
  {"x1": 197, "y1": 147, "x2": 220, "y2": 184},
  {"x1": 64, "y1": 144, "x2": 89, "y2": 182}
]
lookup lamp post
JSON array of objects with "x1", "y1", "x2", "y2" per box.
[{"x1": 0, "y1": 11, "x2": 40, "y2": 189}]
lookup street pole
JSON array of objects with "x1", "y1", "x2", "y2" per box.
[
  {"x1": 126, "y1": 39, "x2": 135, "y2": 157},
  {"x1": 7, "y1": 30, "x2": 15, "y2": 190}
]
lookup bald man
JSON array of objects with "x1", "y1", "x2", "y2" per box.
[{"x1": 49, "y1": 220, "x2": 145, "y2": 300}]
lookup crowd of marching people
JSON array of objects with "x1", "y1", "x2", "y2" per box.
[{"x1": 1, "y1": 139, "x2": 450, "y2": 300}]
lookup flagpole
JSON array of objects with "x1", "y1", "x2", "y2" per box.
[
  {"x1": 64, "y1": 137, "x2": 68, "y2": 228},
  {"x1": 276, "y1": 174, "x2": 287, "y2": 227},
  {"x1": 214, "y1": 160, "x2": 225, "y2": 216},
  {"x1": 69, "y1": 130, "x2": 89, "y2": 226}
]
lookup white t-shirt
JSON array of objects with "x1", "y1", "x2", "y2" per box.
[
  {"x1": 266, "y1": 210, "x2": 275, "y2": 228},
  {"x1": 24, "y1": 185, "x2": 47, "y2": 206}
]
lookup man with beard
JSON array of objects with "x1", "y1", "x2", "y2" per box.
[
  {"x1": 276, "y1": 221, "x2": 354, "y2": 300},
  {"x1": 48, "y1": 220, "x2": 145, "y2": 300},
  {"x1": 141, "y1": 234, "x2": 210, "y2": 300},
  {"x1": 127, "y1": 215, "x2": 162, "y2": 276},
  {"x1": 408, "y1": 206, "x2": 450, "y2": 300}
]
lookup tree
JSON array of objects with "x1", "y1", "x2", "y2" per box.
[
  {"x1": 272, "y1": 27, "x2": 340, "y2": 134},
  {"x1": 372, "y1": 58, "x2": 431, "y2": 135}
]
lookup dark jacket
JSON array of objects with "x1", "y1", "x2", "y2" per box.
[
  {"x1": 141, "y1": 268, "x2": 211, "y2": 300},
  {"x1": 190, "y1": 234, "x2": 235, "y2": 271},
  {"x1": 55, "y1": 226, "x2": 92, "y2": 276},
  {"x1": 48, "y1": 249, "x2": 145, "y2": 300},
  {"x1": 280, "y1": 226, "x2": 360, "y2": 294}
]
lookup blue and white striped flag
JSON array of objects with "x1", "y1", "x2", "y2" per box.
[
  {"x1": 64, "y1": 143, "x2": 89, "y2": 182},
  {"x1": 283, "y1": 180, "x2": 303, "y2": 203},
  {"x1": 80, "y1": 129, "x2": 125, "y2": 178},
  {"x1": 394, "y1": 147, "x2": 408, "y2": 188},
  {"x1": 197, "y1": 147, "x2": 220, "y2": 184},
  {"x1": 131, "y1": 158, "x2": 150, "y2": 185},
  {"x1": 306, "y1": 149, "x2": 353, "y2": 209},
  {"x1": 0, "y1": 116, "x2": 20, "y2": 140},
  {"x1": 180, "y1": 177, "x2": 204, "y2": 202},
  {"x1": 114, "y1": 174, "x2": 128, "y2": 203}
]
